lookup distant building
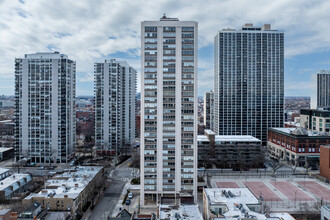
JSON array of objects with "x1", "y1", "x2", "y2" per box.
[
  {"x1": 198, "y1": 130, "x2": 263, "y2": 168},
  {"x1": 214, "y1": 23, "x2": 284, "y2": 145},
  {"x1": 268, "y1": 127, "x2": 330, "y2": 167},
  {"x1": 15, "y1": 52, "x2": 76, "y2": 164},
  {"x1": 320, "y1": 145, "x2": 330, "y2": 179},
  {"x1": 300, "y1": 108, "x2": 330, "y2": 132},
  {"x1": 203, "y1": 90, "x2": 214, "y2": 130},
  {"x1": 316, "y1": 70, "x2": 330, "y2": 108},
  {"x1": 94, "y1": 59, "x2": 136, "y2": 156},
  {"x1": 24, "y1": 166, "x2": 103, "y2": 219}
]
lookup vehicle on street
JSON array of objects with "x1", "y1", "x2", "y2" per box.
[
  {"x1": 125, "y1": 199, "x2": 131, "y2": 205},
  {"x1": 128, "y1": 192, "x2": 133, "y2": 199},
  {"x1": 38, "y1": 166, "x2": 44, "y2": 170}
]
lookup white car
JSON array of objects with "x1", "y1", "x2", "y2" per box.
[{"x1": 128, "y1": 192, "x2": 133, "y2": 199}]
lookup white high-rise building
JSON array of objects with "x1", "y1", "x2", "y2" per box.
[
  {"x1": 15, "y1": 52, "x2": 76, "y2": 164},
  {"x1": 214, "y1": 24, "x2": 284, "y2": 145},
  {"x1": 94, "y1": 59, "x2": 136, "y2": 156},
  {"x1": 141, "y1": 15, "x2": 198, "y2": 205}
]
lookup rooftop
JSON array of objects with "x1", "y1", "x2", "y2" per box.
[
  {"x1": 271, "y1": 127, "x2": 330, "y2": 137},
  {"x1": 198, "y1": 135, "x2": 261, "y2": 143},
  {"x1": 24, "y1": 52, "x2": 68, "y2": 59},
  {"x1": 0, "y1": 167, "x2": 9, "y2": 175},
  {"x1": 204, "y1": 188, "x2": 259, "y2": 205},
  {"x1": 160, "y1": 13, "x2": 179, "y2": 21},
  {"x1": 159, "y1": 205, "x2": 202, "y2": 220},
  {"x1": 0, "y1": 174, "x2": 31, "y2": 192},
  {"x1": 0, "y1": 147, "x2": 13, "y2": 153},
  {"x1": 25, "y1": 166, "x2": 102, "y2": 200}
]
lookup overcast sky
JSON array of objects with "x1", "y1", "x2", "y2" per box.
[{"x1": 1, "y1": 0, "x2": 330, "y2": 96}]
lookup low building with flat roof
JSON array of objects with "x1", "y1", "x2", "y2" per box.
[
  {"x1": 23, "y1": 166, "x2": 103, "y2": 219},
  {"x1": 159, "y1": 204, "x2": 202, "y2": 220},
  {"x1": 0, "y1": 174, "x2": 32, "y2": 201},
  {"x1": 203, "y1": 188, "x2": 295, "y2": 220},
  {"x1": 198, "y1": 130, "x2": 263, "y2": 168},
  {"x1": 267, "y1": 127, "x2": 330, "y2": 167}
]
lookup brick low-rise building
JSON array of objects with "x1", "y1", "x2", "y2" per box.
[
  {"x1": 267, "y1": 127, "x2": 330, "y2": 167},
  {"x1": 320, "y1": 145, "x2": 330, "y2": 179}
]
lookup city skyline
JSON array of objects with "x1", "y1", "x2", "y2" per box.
[{"x1": 1, "y1": 0, "x2": 330, "y2": 97}]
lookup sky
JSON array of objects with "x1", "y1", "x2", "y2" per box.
[{"x1": 1, "y1": 0, "x2": 330, "y2": 97}]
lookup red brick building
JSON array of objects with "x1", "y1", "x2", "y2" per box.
[
  {"x1": 320, "y1": 145, "x2": 330, "y2": 179},
  {"x1": 268, "y1": 127, "x2": 330, "y2": 167}
]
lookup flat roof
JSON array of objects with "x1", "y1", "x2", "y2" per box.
[
  {"x1": 25, "y1": 166, "x2": 102, "y2": 200},
  {"x1": 204, "y1": 188, "x2": 259, "y2": 204},
  {"x1": 271, "y1": 127, "x2": 330, "y2": 137},
  {"x1": 0, "y1": 147, "x2": 13, "y2": 153},
  {"x1": 159, "y1": 205, "x2": 202, "y2": 220},
  {"x1": 0, "y1": 168, "x2": 9, "y2": 175},
  {"x1": 198, "y1": 135, "x2": 261, "y2": 142},
  {"x1": 204, "y1": 129, "x2": 216, "y2": 135}
]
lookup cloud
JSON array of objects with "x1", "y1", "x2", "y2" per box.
[{"x1": 0, "y1": 0, "x2": 330, "y2": 95}]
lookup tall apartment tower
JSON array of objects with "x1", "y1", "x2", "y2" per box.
[
  {"x1": 316, "y1": 70, "x2": 330, "y2": 108},
  {"x1": 141, "y1": 15, "x2": 198, "y2": 205},
  {"x1": 15, "y1": 52, "x2": 76, "y2": 164},
  {"x1": 204, "y1": 90, "x2": 214, "y2": 130},
  {"x1": 94, "y1": 59, "x2": 136, "y2": 156},
  {"x1": 214, "y1": 24, "x2": 284, "y2": 144}
]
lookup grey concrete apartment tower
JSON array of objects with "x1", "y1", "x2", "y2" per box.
[
  {"x1": 214, "y1": 24, "x2": 284, "y2": 145},
  {"x1": 204, "y1": 90, "x2": 214, "y2": 131},
  {"x1": 94, "y1": 59, "x2": 136, "y2": 156},
  {"x1": 15, "y1": 52, "x2": 76, "y2": 164},
  {"x1": 316, "y1": 70, "x2": 330, "y2": 108},
  {"x1": 141, "y1": 15, "x2": 198, "y2": 205}
]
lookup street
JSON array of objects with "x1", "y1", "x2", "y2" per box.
[{"x1": 88, "y1": 157, "x2": 137, "y2": 219}]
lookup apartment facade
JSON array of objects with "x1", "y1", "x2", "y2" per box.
[
  {"x1": 214, "y1": 24, "x2": 284, "y2": 145},
  {"x1": 267, "y1": 127, "x2": 330, "y2": 167},
  {"x1": 300, "y1": 108, "x2": 330, "y2": 133},
  {"x1": 141, "y1": 15, "x2": 198, "y2": 205},
  {"x1": 316, "y1": 70, "x2": 330, "y2": 108},
  {"x1": 94, "y1": 59, "x2": 136, "y2": 156},
  {"x1": 15, "y1": 52, "x2": 76, "y2": 164},
  {"x1": 203, "y1": 90, "x2": 214, "y2": 130}
]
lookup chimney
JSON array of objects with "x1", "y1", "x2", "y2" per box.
[{"x1": 74, "y1": 183, "x2": 78, "y2": 187}]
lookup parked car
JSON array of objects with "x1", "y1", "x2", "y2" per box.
[
  {"x1": 37, "y1": 166, "x2": 44, "y2": 170},
  {"x1": 128, "y1": 192, "x2": 133, "y2": 199},
  {"x1": 125, "y1": 199, "x2": 131, "y2": 205}
]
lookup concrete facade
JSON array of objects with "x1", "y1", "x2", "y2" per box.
[
  {"x1": 15, "y1": 52, "x2": 76, "y2": 164},
  {"x1": 141, "y1": 15, "x2": 198, "y2": 205}
]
